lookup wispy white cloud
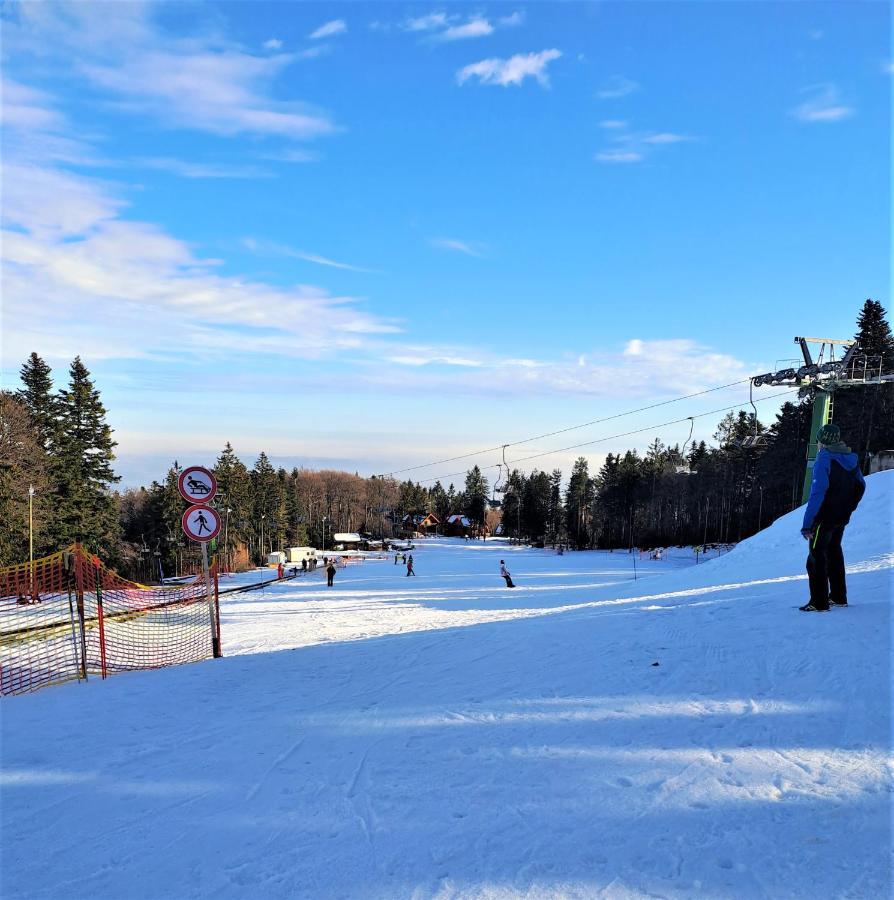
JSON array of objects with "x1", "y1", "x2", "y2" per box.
[
  {"x1": 263, "y1": 38, "x2": 283, "y2": 50},
  {"x1": 401, "y1": 10, "x2": 523, "y2": 42},
  {"x1": 595, "y1": 149, "x2": 644, "y2": 164},
  {"x1": 2, "y1": 166, "x2": 398, "y2": 365},
  {"x1": 135, "y1": 157, "x2": 273, "y2": 178},
  {"x1": 437, "y1": 18, "x2": 494, "y2": 42},
  {"x1": 0, "y1": 77, "x2": 100, "y2": 166},
  {"x1": 81, "y1": 51, "x2": 336, "y2": 140},
  {"x1": 387, "y1": 354, "x2": 484, "y2": 368},
  {"x1": 309, "y1": 19, "x2": 347, "y2": 40},
  {"x1": 260, "y1": 148, "x2": 320, "y2": 163},
  {"x1": 243, "y1": 238, "x2": 378, "y2": 273},
  {"x1": 599, "y1": 119, "x2": 627, "y2": 130},
  {"x1": 791, "y1": 84, "x2": 854, "y2": 123},
  {"x1": 429, "y1": 238, "x2": 485, "y2": 258},
  {"x1": 595, "y1": 123, "x2": 694, "y2": 164},
  {"x1": 642, "y1": 132, "x2": 690, "y2": 145},
  {"x1": 499, "y1": 11, "x2": 525, "y2": 27},
  {"x1": 360, "y1": 338, "x2": 751, "y2": 400},
  {"x1": 0, "y1": 78, "x2": 392, "y2": 365},
  {"x1": 403, "y1": 12, "x2": 451, "y2": 32},
  {"x1": 457, "y1": 50, "x2": 562, "y2": 88},
  {"x1": 5, "y1": 4, "x2": 338, "y2": 143},
  {"x1": 296, "y1": 45, "x2": 330, "y2": 60},
  {"x1": 596, "y1": 76, "x2": 639, "y2": 100}
]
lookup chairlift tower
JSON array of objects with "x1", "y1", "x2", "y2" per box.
[{"x1": 751, "y1": 336, "x2": 888, "y2": 503}]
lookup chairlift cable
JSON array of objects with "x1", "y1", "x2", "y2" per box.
[
  {"x1": 384, "y1": 377, "x2": 752, "y2": 478},
  {"x1": 413, "y1": 386, "x2": 800, "y2": 485}
]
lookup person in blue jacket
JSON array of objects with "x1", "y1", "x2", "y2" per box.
[{"x1": 799, "y1": 423, "x2": 866, "y2": 612}]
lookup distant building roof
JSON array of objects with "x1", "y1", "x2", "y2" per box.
[
  {"x1": 403, "y1": 512, "x2": 440, "y2": 525},
  {"x1": 446, "y1": 515, "x2": 471, "y2": 526},
  {"x1": 332, "y1": 533, "x2": 362, "y2": 543}
]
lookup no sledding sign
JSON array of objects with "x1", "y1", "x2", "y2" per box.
[
  {"x1": 178, "y1": 466, "x2": 217, "y2": 504},
  {"x1": 181, "y1": 504, "x2": 222, "y2": 542}
]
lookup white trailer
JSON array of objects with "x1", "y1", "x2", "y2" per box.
[{"x1": 285, "y1": 546, "x2": 317, "y2": 564}]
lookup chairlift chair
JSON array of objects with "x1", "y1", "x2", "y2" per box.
[
  {"x1": 675, "y1": 418, "x2": 696, "y2": 475},
  {"x1": 735, "y1": 380, "x2": 768, "y2": 450},
  {"x1": 491, "y1": 445, "x2": 509, "y2": 503}
]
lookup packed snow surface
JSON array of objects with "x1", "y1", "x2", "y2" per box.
[{"x1": 2, "y1": 473, "x2": 892, "y2": 899}]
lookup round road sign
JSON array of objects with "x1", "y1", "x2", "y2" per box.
[
  {"x1": 181, "y1": 504, "x2": 222, "y2": 543},
  {"x1": 178, "y1": 466, "x2": 217, "y2": 504}
]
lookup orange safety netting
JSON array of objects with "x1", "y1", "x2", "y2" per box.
[{"x1": 1, "y1": 545, "x2": 220, "y2": 696}]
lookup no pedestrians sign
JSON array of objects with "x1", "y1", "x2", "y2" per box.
[{"x1": 182, "y1": 504, "x2": 222, "y2": 542}]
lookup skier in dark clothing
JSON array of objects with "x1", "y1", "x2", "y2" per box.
[
  {"x1": 799, "y1": 424, "x2": 865, "y2": 612},
  {"x1": 406, "y1": 554, "x2": 415, "y2": 576},
  {"x1": 326, "y1": 562, "x2": 336, "y2": 587},
  {"x1": 500, "y1": 560, "x2": 515, "y2": 588}
]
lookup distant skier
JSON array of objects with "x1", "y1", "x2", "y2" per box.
[
  {"x1": 394, "y1": 552, "x2": 400, "y2": 565},
  {"x1": 799, "y1": 423, "x2": 865, "y2": 612},
  {"x1": 406, "y1": 554, "x2": 415, "y2": 577},
  {"x1": 326, "y1": 561, "x2": 337, "y2": 587},
  {"x1": 277, "y1": 562, "x2": 284, "y2": 579},
  {"x1": 500, "y1": 560, "x2": 515, "y2": 588},
  {"x1": 302, "y1": 558, "x2": 308, "y2": 573}
]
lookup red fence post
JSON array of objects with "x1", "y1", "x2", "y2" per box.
[
  {"x1": 95, "y1": 558, "x2": 107, "y2": 679},
  {"x1": 74, "y1": 544, "x2": 89, "y2": 680}
]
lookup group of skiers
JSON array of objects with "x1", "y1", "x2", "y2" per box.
[{"x1": 393, "y1": 552, "x2": 415, "y2": 576}]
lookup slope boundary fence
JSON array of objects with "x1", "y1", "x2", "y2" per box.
[{"x1": 0, "y1": 544, "x2": 221, "y2": 696}]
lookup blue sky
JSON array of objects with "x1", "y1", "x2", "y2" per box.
[{"x1": 1, "y1": 1, "x2": 890, "y2": 488}]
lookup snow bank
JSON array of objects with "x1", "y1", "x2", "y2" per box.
[{"x1": 691, "y1": 469, "x2": 894, "y2": 581}]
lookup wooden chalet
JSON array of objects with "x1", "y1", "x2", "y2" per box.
[{"x1": 401, "y1": 512, "x2": 440, "y2": 535}]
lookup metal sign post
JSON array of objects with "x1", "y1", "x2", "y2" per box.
[
  {"x1": 200, "y1": 541, "x2": 221, "y2": 658},
  {"x1": 179, "y1": 470, "x2": 223, "y2": 660}
]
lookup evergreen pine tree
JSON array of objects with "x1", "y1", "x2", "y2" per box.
[
  {"x1": 565, "y1": 457, "x2": 593, "y2": 549},
  {"x1": 834, "y1": 300, "x2": 894, "y2": 463},
  {"x1": 547, "y1": 469, "x2": 564, "y2": 544},
  {"x1": 251, "y1": 452, "x2": 279, "y2": 561},
  {"x1": 502, "y1": 470, "x2": 525, "y2": 539},
  {"x1": 430, "y1": 481, "x2": 450, "y2": 521},
  {"x1": 214, "y1": 443, "x2": 252, "y2": 565},
  {"x1": 0, "y1": 393, "x2": 52, "y2": 560},
  {"x1": 53, "y1": 357, "x2": 121, "y2": 553},
  {"x1": 462, "y1": 465, "x2": 489, "y2": 526},
  {"x1": 18, "y1": 353, "x2": 58, "y2": 452},
  {"x1": 855, "y1": 298, "x2": 894, "y2": 369}
]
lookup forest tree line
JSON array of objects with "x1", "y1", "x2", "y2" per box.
[{"x1": 1, "y1": 300, "x2": 891, "y2": 576}]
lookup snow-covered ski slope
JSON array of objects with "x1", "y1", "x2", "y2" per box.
[{"x1": 2, "y1": 473, "x2": 892, "y2": 899}]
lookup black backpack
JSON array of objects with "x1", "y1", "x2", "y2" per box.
[{"x1": 817, "y1": 461, "x2": 865, "y2": 526}]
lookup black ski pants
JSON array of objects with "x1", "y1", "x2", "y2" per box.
[
  {"x1": 502, "y1": 575, "x2": 515, "y2": 588},
  {"x1": 806, "y1": 523, "x2": 847, "y2": 609}
]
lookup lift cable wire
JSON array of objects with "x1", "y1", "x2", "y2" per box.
[
  {"x1": 383, "y1": 377, "x2": 753, "y2": 478},
  {"x1": 413, "y1": 386, "x2": 801, "y2": 486}
]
